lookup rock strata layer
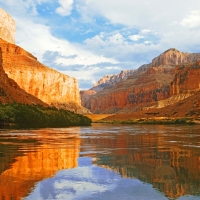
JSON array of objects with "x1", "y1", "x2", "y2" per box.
[{"x1": 0, "y1": 46, "x2": 46, "y2": 105}]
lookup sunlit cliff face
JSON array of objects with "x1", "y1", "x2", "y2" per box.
[
  {"x1": 0, "y1": 39, "x2": 81, "y2": 109},
  {"x1": 0, "y1": 8, "x2": 15, "y2": 44},
  {"x1": 0, "y1": 129, "x2": 80, "y2": 200}
]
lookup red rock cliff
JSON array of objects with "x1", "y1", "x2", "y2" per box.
[
  {"x1": 171, "y1": 61, "x2": 200, "y2": 95},
  {"x1": 89, "y1": 49, "x2": 200, "y2": 113},
  {"x1": 0, "y1": 46, "x2": 46, "y2": 105},
  {"x1": 0, "y1": 38, "x2": 87, "y2": 113}
]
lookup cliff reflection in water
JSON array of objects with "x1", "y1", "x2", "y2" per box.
[
  {"x1": 81, "y1": 125, "x2": 200, "y2": 199},
  {"x1": 0, "y1": 128, "x2": 80, "y2": 200}
]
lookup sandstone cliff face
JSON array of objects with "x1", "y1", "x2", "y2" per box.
[
  {"x1": 80, "y1": 69, "x2": 142, "y2": 110},
  {"x1": 0, "y1": 46, "x2": 46, "y2": 105},
  {"x1": 0, "y1": 38, "x2": 87, "y2": 113},
  {"x1": 171, "y1": 61, "x2": 200, "y2": 95},
  {"x1": 88, "y1": 49, "x2": 200, "y2": 114},
  {"x1": 0, "y1": 8, "x2": 15, "y2": 44},
  {"x1": 90, "y1": 65, "x2": 174, "y2": 113},
  {"x1": 152, "y1": 48, "x2": 200, "y2": 66}
]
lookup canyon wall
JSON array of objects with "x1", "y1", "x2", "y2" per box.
[
  {"x1": 92, "y1": 70, "x2": 136, "y2": 92},
  {"x1": 171, "y1": 61, "x2": 200, "y2": 95},
  {"x1": 87, "y1": 49, "x2": 200, "y2": 113},
  {"x1": 80, "y1": 70, "x2": 136, "y2": 109},
  {"x1": 0, "y1": 8, "x2": 15, "y2": 44},
  {"x1": 0, "y1": 38, "x2": 88, "y2": 113},
  {"x1": 0, "y1": 46, "x2": 46, "y2": 105},
  {"x1": 149, "y1": 61, "x2": 200, "y2": 110}
]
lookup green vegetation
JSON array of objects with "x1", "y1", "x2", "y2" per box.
[
  {"x1": 0, "y1": 103, "x2": 91, "y2": 128},
  {"x1": 97, "y1": 118, "x2": 195, "y2": 125}
]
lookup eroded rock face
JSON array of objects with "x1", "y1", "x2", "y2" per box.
[
  {"x1": 92, "y1": 70, "x2": 136, "y2": 92},
  {"x1": 171, "y1": 61, "x2": 200, "y2": 95},
  {"x1": 88, "y1": 49, "x2": 200, "y2": 114},
  {"x1": 0, "y1": 8, "x2": 15, "y2": 44},
  {"x1": 80, "y1": 70, "x2": 135, "y2": 109},
  {"x1": 152, "y1": 48, "x2": 200, "y2": 66},
  {"x1": 90, "y1": 65, "x2": 175, "y2": 113},
  {"x1": 0, "y1": 38, "x2": 86, "y2": 113},
  {"x1": 0, "y1": 46, "x2": 46, "y2": 105}
]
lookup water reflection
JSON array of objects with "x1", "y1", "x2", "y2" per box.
[
  {"x1": 80, "y1": 125, "x2": 200, "y2": 199},
  {"x1": 0, "y1": 128, "x2": 80, "y2": 199},
  {"x1": 0, "y1": 125, "x2": 199, "y2": 200}
]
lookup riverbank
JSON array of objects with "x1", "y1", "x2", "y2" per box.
[
  {"x1": 0, "y1": 103, "x2": 92, "y2": 128},
  {"x1": 85, "y1": 114, "x2": 199, "y2": 125}
]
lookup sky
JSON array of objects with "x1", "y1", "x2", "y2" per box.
[{"x1": 0, "y1": 0, "x2": 200, "y2": 90}]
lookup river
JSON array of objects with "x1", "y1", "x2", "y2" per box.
[{"x1": 0, "y1": 124, "x2": 200, "y2": 200}]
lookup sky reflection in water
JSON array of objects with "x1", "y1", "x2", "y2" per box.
[{"x1": 0, "y1": 124, "x2": 200, "y2": 200}]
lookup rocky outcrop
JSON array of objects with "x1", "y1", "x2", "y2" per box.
[
  {"x1": 0, "y1": 46, "x2": 46, "y2": 105},
  {"x1": 0, "y1": 8, "x2": 15, "y2": 44},
  {"x1": 92, "y1": 70, "x2": 136, "y2": 92},
  {"x1": 0, "y1": 38, "x2": 88, "y2": 113},
  {"x1": 88, "y1": 49, "x2": 200, "y2": 113},
  {"x1": 90, "y1": 65, "x2": 174, "y2": 113},
  {"x1": 80, "y1": 70, "x2": 135, "y2": 109},
  {"x1": 171, "y1": 61, "x2": 200, "y2": 95},
  {"x1": 152, "y1": 48, "x2": 200, "y2": 66}
]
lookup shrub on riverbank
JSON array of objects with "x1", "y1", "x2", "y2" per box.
[{"x1": 0, "y1": 103, "x2": 91, "y2": 128}]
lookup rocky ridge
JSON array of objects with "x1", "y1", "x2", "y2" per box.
[
  {"x1": 92, "y1": 70, "x2": 136, "y2": 92},
  {"x1": 83, "y1": 48, "x2": 200, "y2": 114},
  {"x1": 80, "y1": 69, "x2": 135, "y2": 109}
]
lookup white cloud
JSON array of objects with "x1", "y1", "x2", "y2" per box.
[
  {"x1": 108, "y1": 33, "x2": 125, "y2": 45},
  {"x1": 141, "y1": 29, "x2": 152, "y2": 34},
  {"x1": 56, "y1": 0, "x2": 74, "y2": 16},
  {"x1": 180, "y1": 10, "x2": 200, "y2": 29},
  {"x1": 79, "y1": 0, "x2": 200, "y2": 33},
  {"x1": 15, "y1": 17, "x2": 117, "y2": 66},
  {"x1": 129, "y1": 34, "x2": 144, "y2": 41}
]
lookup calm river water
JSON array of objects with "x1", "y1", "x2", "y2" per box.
[{"x1": 0, "y1": 124, "x2": 200, "y2": 200}]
